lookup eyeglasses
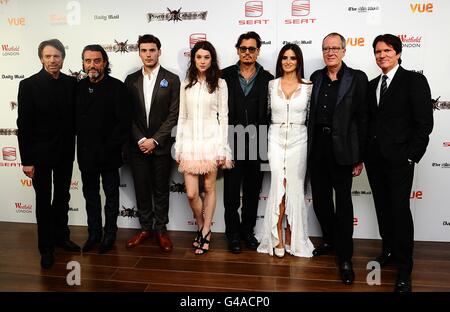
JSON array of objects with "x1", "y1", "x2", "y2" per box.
[
  {"x1": 238, "y1": 46, "x2": 258, "y2": 53},
  {"x1": 322, "y1": 47, "x2": 342, "y2": 54}
]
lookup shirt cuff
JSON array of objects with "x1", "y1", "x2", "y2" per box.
[
  {"x1": 137, "y1": 137, "x2": 147, "y2": 145},
  {"x1": 152, "y1": 138, "x2": 159, "y2": 145}
]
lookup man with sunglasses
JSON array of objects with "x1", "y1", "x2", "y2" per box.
[
  {"x1": 307, "y1": 33, "x2": 369, "y2": 285},
  {"x1": 221, "y1": 31, "x2": 273, "y2": 254}
]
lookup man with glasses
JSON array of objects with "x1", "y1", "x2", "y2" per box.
[
  {"x1": 365, "y1": 34, "x2": 433, "y2": 292},
  {"x1": 307, "y1": 33, "x2": 369, "y2": 285},
  {"x1": 222, "y1": 31, "x2": 273, "y2": 254}
]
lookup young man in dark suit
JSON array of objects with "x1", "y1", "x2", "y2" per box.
[
  {"x1": 308, "y1": 33, "x2": 369, "y2": 285},
  {"x1": 366, "y1": 34, "x2": 433, "y2": 292},
  {"x1": 76, "y1": 45, "x2": 131, "y2": 254},
  {"x1": 17, "y1": 39, "x2": 79, "y2": 269},
  {"x1": 124, "y1": 34, "x2": 180, "y2": 252}
]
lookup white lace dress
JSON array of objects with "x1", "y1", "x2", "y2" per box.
[
  {"x1": 174, "y1": 79, "x2": 233, "y2": 174},
  {"x1": 257, "y1": 78, "x2": 314, "y2": 257}
]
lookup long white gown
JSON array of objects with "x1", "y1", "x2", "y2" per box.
[{"x1": 257, "y1": 78, "x2": 315, "y2": 257}]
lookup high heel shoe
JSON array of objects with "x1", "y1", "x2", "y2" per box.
[
  {"x1": 284, "y1": 244, "x2": 291, "y2": 254},
  {"x1": 274, "y1": 247, "x2": 285, "y2": 258},
  {"x1": 195, "y1": 230, "x2": 211, "y2": 255},
  {"x1": 192, "y1": 227, "x2": 203, "y2": 249}
]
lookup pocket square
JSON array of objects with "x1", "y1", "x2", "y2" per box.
[{"x1": 160, "y1": 79, "x2": 169, "y2": 88}]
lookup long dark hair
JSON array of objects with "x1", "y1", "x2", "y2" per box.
[
  {"x1": 81, "y1": 44, "x2": 111, "y2": 74},
  {"x1": 275, "y1": 43, "x2": 307, "y2": 83},
  {"x1": 185, "y1": 41, "x2": 220, "y2": 93}
]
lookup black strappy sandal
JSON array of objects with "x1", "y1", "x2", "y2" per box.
[
  {"x1": 192, "y1": 227, "x2": 203, "y2": 249},
  {"x1": 195, "y1": 230, "x2": 211, "y2": 255}
]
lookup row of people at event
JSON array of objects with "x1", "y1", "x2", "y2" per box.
[{"x1": 16, "y1": 31, "x2": 433, "y2": 292}]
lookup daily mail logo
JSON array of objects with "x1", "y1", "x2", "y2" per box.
[
  {"x1": 292, "y1": 0, "x2": 310, "y2": 16},
  {"x1": 2, "y1": 146, "x2": 16, "y2": 161},
  {"x1": 245, "y1": 1, "x2": 263, "y2": 17},
  {"x1": 190, "y1": 33, "x2": 207, "y2": 49}
]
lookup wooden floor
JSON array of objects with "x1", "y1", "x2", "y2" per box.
[{"x1": 1, "y1": 221, "x2": 449, "y2": 292}]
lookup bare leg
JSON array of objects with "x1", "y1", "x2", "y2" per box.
[
  {"x1": 195, "y1": 170, "x2": 217, "y2": 254},
  {"x1": 184, "y1": 173, "x2": 203, "y2": 247},
  {"x1": 275, "y1": 178, "x2": 287, "y2": 249}
]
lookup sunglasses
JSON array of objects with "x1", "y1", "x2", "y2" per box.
[{"x1": 238, "y1": 46, "x2": 258, "y2": 53}]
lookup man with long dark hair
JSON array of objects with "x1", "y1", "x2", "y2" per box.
[
  {"x1": 76, "y1": 44, "x2": 131, "y2": 254},
  {"x1": 222, "y1": 32, "x2": 274, "y2": 254}
]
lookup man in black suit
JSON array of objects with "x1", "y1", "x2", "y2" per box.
[
  {"x1": 222, "y1": 32, "x2": 274, "y2": 254},
  {"x1": 308, "y1": 33, "x2": 368, "y2": 285},
  {"x1": 17, "y1": 39, "x2": 80, "y2": 269},
  {"x1": 366, "y1": 34, "x2": 433, "y2": 292},
  {"x1": 124, "y1": 34, "x2": 180, "y2": 252},
  {"x1": 76, "y1": 45, "x2": 131, "y2": 254}
]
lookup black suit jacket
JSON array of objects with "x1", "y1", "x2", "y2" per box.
[
  {"x1": 124, "y1": 67, "x2": 180, "y2": 156},
  {"x1": 17, "y1": 69, "x2": 76, "y2": 167},
  {"x1": 367, "y1": 66, "x2": 433, "y2": 163},
  {"x1": 75, "y1": 75, "x2": 131, "y2": 172},
  {"x1": 308, "y1": 62, "x2": 369, "y2": 166}
]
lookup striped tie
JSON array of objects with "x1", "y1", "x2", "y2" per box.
[{"x1": 380, "y1": 75, "x2": 388, "y2": 98}]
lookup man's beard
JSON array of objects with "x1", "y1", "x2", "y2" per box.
[{"x1": 88, "y1": 71, "x2": 99, "y2": 79}]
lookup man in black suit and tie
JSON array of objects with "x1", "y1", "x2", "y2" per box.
[
  {"x1": 76, "y1": 45, "x2": 131, "y2": 254},
  {"x1": 366, "y1": 34, "x2": 433, "y2": 292},
  {"x1": 17, "y1": 39, "x2": 80, "y2": 269},
  {"x1": 308, "y1": 33, "x2": 368, "y2": 285},
  {"x1": 124, "y1": 34, "x2": 180, "y2": 252}
]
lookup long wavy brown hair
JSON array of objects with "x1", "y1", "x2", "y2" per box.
[{"x1": 185, "y1": 41, "x2": 221, "y2": 93}]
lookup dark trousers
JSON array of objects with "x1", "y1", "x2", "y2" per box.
[
  {"x1": 81, "y1": 169, "x2": 120, "y2": 239},
  {"x1": 365, "y1": 140, "x2": 415, "y2": 275},
  {"x1": 310, "y1": 128, "x2": 354, "y2": 262},
  {"x1": 223, "y1": 159, "x2": 263, "y2": 239},
  {"x1": 129, "y1": 149, "x2": 171, "y2": 232},
  {"x1": 33, "y1": 162, "x2": 73, "y2": 255}
]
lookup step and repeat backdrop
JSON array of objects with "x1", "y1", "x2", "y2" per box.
[{"x1": 1, "y1": 0, "x2": 449, "y2": 241}]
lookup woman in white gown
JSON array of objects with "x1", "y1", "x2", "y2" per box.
[
  {"x1": 175, "y1": 41, "x2": 232, "y2": 255},
  {"x1": 257, "y1": 43, "x2": 315, "y2": 258}
]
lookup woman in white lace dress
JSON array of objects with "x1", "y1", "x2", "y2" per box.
[
  {"x1": 175, "y1": 41, "x2": 232, "y2": 255},
  {"x1": 257, "y1": 43, "x2": 315, "y2": 258}
]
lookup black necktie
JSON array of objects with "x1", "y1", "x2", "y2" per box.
[{"x1": 380, "y1": 75, "x2": 388, "y2": 98}]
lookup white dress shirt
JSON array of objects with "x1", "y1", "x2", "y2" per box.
[{"x1": 138, "y1": 65, "x2": 160, "y2": 145}]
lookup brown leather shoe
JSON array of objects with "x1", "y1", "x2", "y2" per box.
[
  {"x1": 155, "y1": 232, "x2": 173, "y2": 252},
  {"x1": 126, "y1": 231, "x2": 152, "y2": 249}
]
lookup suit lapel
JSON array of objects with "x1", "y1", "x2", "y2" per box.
[
  {"x1": 336, "y1": 68, "x2": 353, "y2": 107},
  {"x1": 311, "y1": 71, "x2": 323, "y2": 118},
  {"x1": 379, "y1": 66, "x2": 404, "y2": 108},
  {"x1": 150, "y1": 67, "x2": 165, "y2": 110},
  {"x1": 133, "y1": 73, "x2": 146, "y2": 122}
]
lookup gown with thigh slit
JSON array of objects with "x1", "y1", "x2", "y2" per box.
[{"x1": 257, "y1": 78, "x2": 314, "y2": 257}]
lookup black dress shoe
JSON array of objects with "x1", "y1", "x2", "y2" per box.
[
  {"x1": 82, "y1": 236, "x2": 101, "y2": 252},
  {"x1": 312, "y1": 243, "x2": 334, "y2": 257},
  {"x1": 99, "y1": 236, "x2": 115, "y2": 254},
  {"x1": 340, "y1": 261, "x2": 355, "y2": 285},
  {"x1": 40, "y1": 253, "x2": 54, "y2": 269},
  {"x1": 56, "y1": 240, "x2": 81, "y2": 252},
  {"x1": 375, "y1": 252, "x2": 393, "y2": 267},
  {"x1": 228, "y1": 239, "x2": 241, "y2": 254},
  {"x1": 244, "y1": 235, "x2": 259, "y2": 250},
  {"x1": 394, "y1": 275, "x2": 412, "y2": 292}
]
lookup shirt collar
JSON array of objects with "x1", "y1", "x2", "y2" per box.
[
  {"x1": 142, "y1": 64, "x2": 160, "y2": 79},
  {"x1": 381, "y1": 64, "x2": 399, "y2": 81}
]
